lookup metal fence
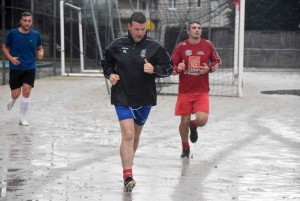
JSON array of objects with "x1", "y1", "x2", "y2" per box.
[
  {"x1": 1, "y1": 47, "x2": 299, "y2": 96},
  {"x1": 1, "y1": 1, "x2": 300, "y2": 96}
]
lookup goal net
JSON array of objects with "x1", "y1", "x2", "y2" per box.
[
  {"x1": 59, "y1": 1, "x2": 103, "y2": 77},
  {"x1": 114, "y1": 0, "x2": 242, "y2": 96},
  {"x1": 151, "y1": 0, "x2": 243, "y2": 97},
  {"x1": 59, "y1": 0, "x2": 244, "y2": 97},
  {"x1": 59, "y1": 0, "x2": 110, "y2": 94}
]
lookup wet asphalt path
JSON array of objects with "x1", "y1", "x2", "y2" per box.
[{"x1": 0, "y1": 71, "x2": 299, "y2": 201}]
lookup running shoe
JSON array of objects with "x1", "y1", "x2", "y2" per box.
[
  {"x1": 124, "y1": 177, "x2": 136, "y2": 192},
  {"x1": 189, "y1": 121, "x2": 198, "y2": 143},
  {"x1": 181, "y1": 148, "x2": 190, "y2": 158},
  {"x1": 19, "y1": 119, "x2": 29, "y2": 126}
]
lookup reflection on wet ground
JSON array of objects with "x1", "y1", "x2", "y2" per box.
[
  {"x1": 0, "y1": 72, "x2": 299, "y2": 200},
  {"x1": 0, "y1": 168, "x2": 26, "y2": 196},
  {"x1": 261, "y1": 89, "x2": 300, "y2": 96}
]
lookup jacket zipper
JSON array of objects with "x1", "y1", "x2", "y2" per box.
[{"x1": 133, "y1": 44, "x2": 136, "y2": 49}]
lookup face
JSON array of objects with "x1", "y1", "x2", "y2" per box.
[
  {"x1": 128, "y1": 21, "x2": 146, "y2": 43},
  {"x1": 20, "y1": 16, "x2": 32, "y2": 30},
  {"x1": 187, "y1": 23, "x2": 202, "y2": 40}
]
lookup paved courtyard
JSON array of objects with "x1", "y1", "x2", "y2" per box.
[{"x1": 0, "y1": 70, "x2": 299, "y2": 201}]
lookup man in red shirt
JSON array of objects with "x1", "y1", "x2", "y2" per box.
[{"x1": 172, "y1": 20, "x2": 221, "y2": 158}]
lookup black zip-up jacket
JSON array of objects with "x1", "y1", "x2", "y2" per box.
[{"x1": 101, "y1": 33, "x2": 173, "y2": 107}]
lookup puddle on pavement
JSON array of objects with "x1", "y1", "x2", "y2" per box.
[
  {"x1": 261, "y1": 89, "x2": 300, "y2": 96},
  {"x1": 0, "y1": 168, "x2": 25, "y2": 198}
]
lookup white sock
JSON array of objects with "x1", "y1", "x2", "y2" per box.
[{"x1": 20, "y1": 97, "x2": 30, "y2": 120}]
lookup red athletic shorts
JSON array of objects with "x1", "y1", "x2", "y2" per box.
[{"x1": 175, "y1": 92, "x2": 209, "y2": 116}]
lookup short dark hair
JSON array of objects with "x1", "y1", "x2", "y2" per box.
[
  {"x1": 188, "y1": 20, "x2": 201, "y2": 30},
  {"x1": 21, "y1": 12, "x2": 31, "y2": 19},
  {"x1": 129, "y1": 12, "x2": 146, "y2": 25}
]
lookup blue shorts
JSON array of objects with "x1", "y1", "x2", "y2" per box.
[{"x1": 115, "y1": 104, "x2": 152, "y2": 126}]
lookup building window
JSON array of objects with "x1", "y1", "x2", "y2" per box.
[
  {"x1": 142, "y1": 0, "x2": 147, "y2": 10},
  {"x1": 169, "y1": 0, "x2": 176, "y2": 8},
  {"x1": 197, "y1": 0, "x2": 201, "y2": 7},
  {"x1": 188, "y1": 0, "x2": 193, "y2": 8},
  {"x1": 210, "y1": 0, "x2": 219, "y2": 11}
]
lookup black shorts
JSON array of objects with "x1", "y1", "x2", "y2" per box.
[{"x1": 9, "y1": 69, "x2": 36, "y2": 90}]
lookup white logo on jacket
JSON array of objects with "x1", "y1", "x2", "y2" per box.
[
  {"x1": 122, "y1": 47, "x2": 128, "y2": 53},
  {"x1": 140, "y1": 49, "x2": 146, "y2": 58}
]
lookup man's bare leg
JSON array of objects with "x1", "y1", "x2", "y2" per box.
[
  {"x1": 119, "y1": 119, "x2": 141, "y2": 191},
  {"x1": 119, "y1": 119, "x2": 135, "y2": 170},
  {"x1": 179, "y1": 115, "x2": 191, "y2": 158},
  {"x1": 189, "y1": 112, "x2": 209, "y2": 143},
  {"x1": 133, "y1": 123, "x2": 143, "y2": 153}
]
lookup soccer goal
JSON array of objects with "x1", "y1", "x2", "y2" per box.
[
  {"x1": 151, "y1": 0, "x2": 245, "y2": 97},
  {"x1": 117, "y1": 0, "x2": 245, "y2": 97},
  {"x1": 59, "y1": 0, "x2": 110, "y2": 94},
  {"x1": 59, "y1": 0, "x2": 102, "y2": 77}
]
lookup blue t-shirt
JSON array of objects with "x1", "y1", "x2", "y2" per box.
[{"x1": 4, "y1": 28, "x2": 42, "y2": 70}]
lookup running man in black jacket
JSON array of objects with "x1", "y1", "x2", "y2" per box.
[{"x1": 101, "y1": 12, "x2": 173, "y2": 192}]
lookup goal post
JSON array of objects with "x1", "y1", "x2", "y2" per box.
[
  {"x1": 238, "y1": 0, "x2": 245, "y2": 97},
  {"x1": 59, "y1": 0, "x2": 111, "y2": 95},
  {"x1": 59, "y1": 0, "x2": 101, "y2": 77}
]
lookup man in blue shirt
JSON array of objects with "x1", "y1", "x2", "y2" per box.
[{"x1": 2, "y1": 12, "x2": 44, "y2": 126}]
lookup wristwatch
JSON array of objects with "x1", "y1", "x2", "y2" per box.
[{"x1": 209, "y1": 67, "x2": 213, "y2": 73}]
